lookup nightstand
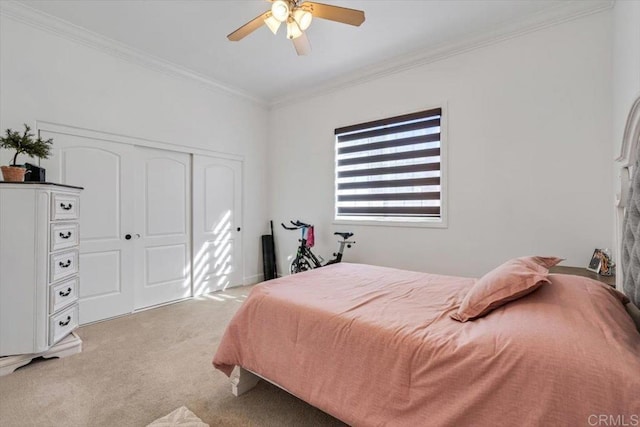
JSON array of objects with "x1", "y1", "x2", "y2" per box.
[{"x1": 549, "y1": 266, "x2": 615, "y2": 287}]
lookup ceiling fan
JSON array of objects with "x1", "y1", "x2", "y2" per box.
[{"x1": 227, "y1": 0, "x2": 365, "y2": 56}]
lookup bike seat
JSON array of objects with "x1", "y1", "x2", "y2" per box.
[{"x1": 334, "y1": 232, "x2": 354, "y2": 240}]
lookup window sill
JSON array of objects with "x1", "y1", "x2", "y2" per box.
[{"x1": 333, "y1": 218, "x2": 448, "y2": 229}]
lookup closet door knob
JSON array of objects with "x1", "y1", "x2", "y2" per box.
[
  {"x1": 125, "y1": 234, "x2": 132, "y2": 240},
  {"x1": 237, "y1": 227, "x2": 241, "y2": 232}
]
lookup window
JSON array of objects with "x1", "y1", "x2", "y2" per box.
[{"x1": 334, "y1": 107, "x2": 444, "y2": 225}]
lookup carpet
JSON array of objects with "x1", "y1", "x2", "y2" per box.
[
  {"x1": 0, "y1": 286, "x2": 347, "y2": 426},
  {"x1": 147, "y1": 406, "x2": 208, "y2": 426}
]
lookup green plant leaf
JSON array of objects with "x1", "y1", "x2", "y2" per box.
[{"x1": 0, "y1": 124, "x2": 53, "y2": 166}]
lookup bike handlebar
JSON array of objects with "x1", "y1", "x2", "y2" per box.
[
  {"x1": 281, "y1": 220, "x2": 312, "y2": 230},
  {"x1": 281, "y1": 220, "x2": 355, "y2": 243},
  {"x1": 292, "y1": 220, "x2": 311, "y2": 227}
]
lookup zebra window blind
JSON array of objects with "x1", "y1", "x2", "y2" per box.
[{"x1": 335, "y1": 107, "x2": 442, "y2": 221}]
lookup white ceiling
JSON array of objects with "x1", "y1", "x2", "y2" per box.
[{"x1": 15, "y1": 0, "x2": 610, "y2": 104}]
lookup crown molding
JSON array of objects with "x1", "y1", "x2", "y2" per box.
[
  {"x1": 269, "y1": 0, "x2": 615, "y2": 109},
  {"x1": 0, "y1": 0, "x2": 267, "y2": 106},
  {"x1": 0, "y1": 0, "x2": 614, "y2": 110}
]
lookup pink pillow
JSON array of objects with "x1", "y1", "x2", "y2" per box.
[{"x1": 450, "y1": 256, "x2": 563, "y2": 322}]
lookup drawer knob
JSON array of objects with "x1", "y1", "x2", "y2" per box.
[
  {"x1": 59, "y1": 316, "x2": 71, "y2": 327},
  {"x1": 59, "y1": 260, "x2": 72, "y2": 268},
  {"x1": 60, "y1": 202, "x2": 73, "y2": 211},
  {"x1": 59, "y1": 231, "x2": 72, "y2": 239},
  {"x1": 59, "y1": 288, "x2": 72, "y2": 297}
]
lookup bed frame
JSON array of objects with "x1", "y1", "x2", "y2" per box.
[
  {"x1": 231, "y1": 95, "x2": 640, "y2": 396},
  {"x1": 232, "y1": 366, "x2": 309, "y2": 400},
  {"x1": 232, "y1": 367, "x2": 288, "y2": 397}
]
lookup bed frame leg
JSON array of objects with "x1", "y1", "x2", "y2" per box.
[{"x1": 231, "y1": 367, "x2": 260, "y2": 396}]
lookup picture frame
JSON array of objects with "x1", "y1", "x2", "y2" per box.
[{"x1": 587, "y1": 249, "x2": 604, "y2": 273}]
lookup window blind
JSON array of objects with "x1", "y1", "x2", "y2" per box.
[{"x1": 335, "y1": 108, "x2": 442, "y2": 221}]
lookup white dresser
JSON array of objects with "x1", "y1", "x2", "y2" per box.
[{"x1": 0, "y1": 182, "x2": 83, "y2": 374}]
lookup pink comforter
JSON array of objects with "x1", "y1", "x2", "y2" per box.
[{"x1": 213, "y1": 263, "x2": 640, "y2": 426}]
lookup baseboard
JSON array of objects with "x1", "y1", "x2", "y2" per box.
[{"x1": 242, "y1": 274, "x2": 263, "y2": 286}]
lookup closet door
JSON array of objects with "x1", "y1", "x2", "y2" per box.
[
  {"x1": 133, "y1": 147, "x2": 191, "y2": 309},
  {"x1": 40, "y1": 132, "x2": 135, "y2": 324},
  {"x1": 192, "y1": 155, "x2": 243, "y2": 294}
]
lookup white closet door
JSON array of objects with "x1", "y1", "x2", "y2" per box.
[
  {"x1": 40, "y1": 132, "x2": 135, "y2": 324},
  {"x1": 133, "y1": 147, "x2": 191, "y2": 309},
  {"x1": 192, "y1": 155, "x2": 243, "y2": 294}
]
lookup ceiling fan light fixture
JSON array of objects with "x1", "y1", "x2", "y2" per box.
[
  {"x1": 286, "y1": 19, "x2": 303, "y2": 40},
  {"x1": 227, "y1": 1, "x2": 365, "y2": 56},
  {"x1": 271, "y1": 0, "x2": 290, "y2": 23},
  {"x1": 293, "y1": 8, "x2": 313, "y2": 31},
  {"x1": 264, "y1": 14, "x2": 281, "y2": 35}
]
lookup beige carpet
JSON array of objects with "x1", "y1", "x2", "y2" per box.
[{"x1": 0, "y1": 286, "x2": 346, "y2": 426}]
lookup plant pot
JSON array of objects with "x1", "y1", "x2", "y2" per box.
[{"x1": 1, "y1": 165, "x2": 27, "y2": 182}]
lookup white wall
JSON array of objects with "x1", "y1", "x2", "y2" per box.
[
  {"x1": 0, "y1": 14, "x2": 270, "y2": 285},
  {"x1": 268, "y1": 11, "x2": 613, "y2": 277},
  {"x1": 612, "y1": 0, "x2": 640, "y2": 158}
]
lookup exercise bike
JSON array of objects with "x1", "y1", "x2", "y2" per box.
[{"x1": 281, "y1": 220, "x2": 355, "y2": 274}]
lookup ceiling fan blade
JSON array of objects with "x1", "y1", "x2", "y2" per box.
[
  {"x1": 227, "y1": 11, "x2": 270, "y2": 41},
  {"x1": 292, "y1": 32, "x2": 311, "y2": 56},
  {"x1": 303, "y1": 2, "x2": 365, "y2": 26}
]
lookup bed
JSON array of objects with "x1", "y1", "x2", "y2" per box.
[{"x1": 213, "y1": 97, "x2": 640, "y2": 426}]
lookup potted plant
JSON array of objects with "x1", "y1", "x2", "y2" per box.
[{"x1": 0, "y1": 124, "x2": 52, "y2": 182}]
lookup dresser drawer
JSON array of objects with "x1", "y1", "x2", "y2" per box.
[
  {"x1": 51, "y1": 193, "x2": 80, "y2": 220},
  {"x1": 49, "y1": 277, "x2": 79, "y2": 314},
  {"x1": 49, "y1": 304, "x2": 78, "y2": 345},
  {"x1": 50, "y1": 250, "x2": 79, "y2": 283},
  {"x1": 50, "y1": 222, "x2": 79, "y2": 252}
]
